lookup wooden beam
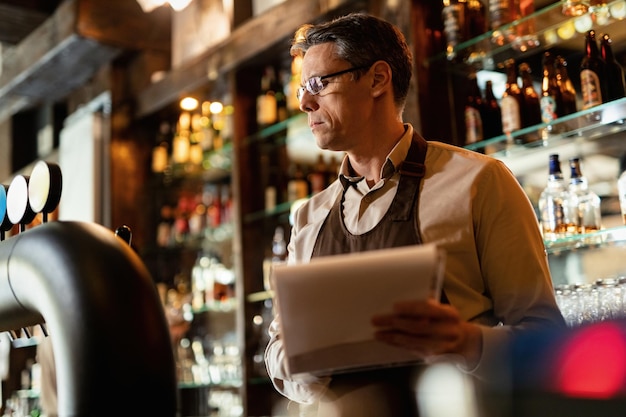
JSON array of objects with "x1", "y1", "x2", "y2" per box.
[{"x1": 134, "y1": 0, "x2": 368, "y2": 118}]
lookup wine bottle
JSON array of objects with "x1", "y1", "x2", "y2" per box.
[
  {"x1": 464, "y1": 71, "x2": 485, "y2": 147},
  {"x1": 600, "y1": 33, "x2": 626, "y2": 102},
  {"x1": 482, "y1": 80, "x2": 503, "y2": 141},
  {"x1": 580, "y1": 30, "x2": 607, "y2": 110},
  {"x1": 519, "y1": 62, "x2": 542, "y2": 128},
  {"x1": 538, "y1": 154, "x2": 571, "y2": 241},
  {"x1": 257, "y1": 66, "x2": 278, "y2": 127},
  {"x1": 500, "y1": 59, "x2": 523, "y2": 142},
  {"x1": 555, "y1": 55, "x2": 578, "y2": 116},
  {"x1": 568, "y1": 157, "x2": 601, "y2": 234},
  {"x1": 540, "y1": 52, "x2": 565, "y2": 124}
]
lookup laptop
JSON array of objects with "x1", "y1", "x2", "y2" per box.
[{"x1": 270, "y1": 243, "x2": 446, "y2": 377}]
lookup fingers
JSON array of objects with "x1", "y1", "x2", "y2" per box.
[{"x1": 371, "y1": 299, "x2": 465, "y2": 357}]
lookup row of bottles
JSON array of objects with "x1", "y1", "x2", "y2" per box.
[
  {"x1": 538, "y1": 154, "x2": 602, "y2": 241},
  {"x1": 256, "y1": 56, "x2": 303, "y2": 128},
  {"x1": 152, "y1": 98, "x2": 235, "y2": 175},
  {"x1": 264, "y1": 155, "x2": 340, "y2": 211},
  {"x1": 580, "y1": 29, "x2": 626, "y2": 109},
  {"x1": 465, "y1": 53, "x2": 577, "y2": 146},
  {"x1": 156, "y1": 182, "x2": 233, "y2": 248},
  {"x1": 442, "y1": 0, "x2": 537, "y2": 59},
  {"x1": 464, "y1": 30, "x2": 626, "y2": 147},
  {"x1": 191, "y1": 250, "x2": 236, "y2": 311}
]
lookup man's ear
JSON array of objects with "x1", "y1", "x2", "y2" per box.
[{"x1": 370, "y1": 60, "x2": 392, "y2": 98}]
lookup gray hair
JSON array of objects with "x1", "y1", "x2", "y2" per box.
[{"x1": 290, "y1": 12, "x2": 413, "y2": 108}]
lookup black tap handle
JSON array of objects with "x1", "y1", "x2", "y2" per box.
[{"x1": 114, "y1": 225, "x2": 132, "y2": 246}]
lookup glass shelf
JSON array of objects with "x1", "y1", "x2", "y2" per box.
[
  {"x1": 545, "y1": 225, "x2": 626, "y2": 254},
  {"x1": 435, "y1": 0, "x2": 626, "y2": 69},
  {"x1": 464, "y1": 97, "x2": 626, "y2": 155},
  {"x1": 156, "y1": 142, "x2": 233, "y2": 184}
]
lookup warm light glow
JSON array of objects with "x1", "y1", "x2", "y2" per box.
[
  {"x1": 180, "y1": 97, "x2": 199, "y2": 111},
  {"x1": 136, "y1": 0, "x2": 191, "y2": 12},
  {"x1": 136, "y1": 0, "x2": 167, "y2": 12},
  {"x1": 610, "y1": 0, "x2": 626, "y2": 18},
  {"x1": 573, "y1": 14, "x2": 593, "y2": 33},
  {"x1": 556, "y1": 20, "x2": 576, "y2": 39},
  {"x1": 209, "y1": 101, "x2": 224, "y2": 115},
  {"x1": 169, "y1": 0, "x2": 193, "y2": 11}
]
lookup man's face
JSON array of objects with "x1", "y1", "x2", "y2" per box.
[{"x1": 298, "y1": 43, "x2": 373, "y2": 153}]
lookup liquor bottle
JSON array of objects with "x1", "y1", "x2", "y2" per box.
[
  {"x1": 580, "y1": 30, "x2": 607, "y2": 110},
  {"x1": 600, "y1": 33, "x2": 626, "y2": 102},
  {"x1": 308, "y1": 154, "x2": 328, "y2": 195},
  {"x1": 287, "y1": 163, "x2": 309, "y2": 201},
  {"x1": 286, "y1": 56, "x2": 303, "y2": 114},
  {"x1": 467, "y1": 0, "x2": 488, "y2": 39},
  {"x1": 568, "y1": 157, "x2": 601, "y2": 234},
  {"x1": 151, "y1": 121, "x2": 171, "y2": 173},
  {"x1": 263, "y1": 225, "x2": 288, "y2": 291},
  {"x1": 538, "y1": 154, "x2": 572, "y2": 241},
  {"x1": 464, "y1": 71, "x2": 484, "y2": 146},
  {"x1": 540, "y1": 52, "x2": 564, "y2": 124},
  {"x1": 500, "y1": 59, "x2": 523, "y2": 142},
  {"x1": 489, "y1": 0, "x2": 519, "y2": 30},
  {"x1": 555, "y1": 55, "x2": 578, "y2": 116},
  {"x1": 482, "y1": 80, "x2": 503, "y2": 140},
  {"x1": 441, "y1": 0, "x2": 486, "y2": 60},
  {"x1": 617, "y1": 152, "x2": 626, "y2": 225},
  {"x1": 257, "y1": 66, "x2": 278, "y2": 127},
  {"x1": 519, "y1": 62, "x2": 542, "y2": 128},
  {"x1": 442, "y1": 0, "x2": 468, "y2": 60}
]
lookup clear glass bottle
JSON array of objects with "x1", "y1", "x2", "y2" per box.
[
  {"x1": 538, "y1": 154, "x2": 572, "y2": 241},
  {"x1": 568, "y1": 157, "x2": 602, "y2": 234}
]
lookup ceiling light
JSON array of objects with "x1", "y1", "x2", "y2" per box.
[
  {"x1": 136, "y1": 0, "x2": 192, "y2": 12},
  {"x1": 136, "y1": 0, "x2": 167, "y2": 12}
]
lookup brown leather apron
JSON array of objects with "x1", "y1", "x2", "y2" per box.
[{"x1": 310, "y1": 134, "x2": 430, "y2": 417}]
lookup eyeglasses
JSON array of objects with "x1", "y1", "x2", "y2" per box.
[{"x1": 296, "y1": 65, "x2": 370, "y2": 101}]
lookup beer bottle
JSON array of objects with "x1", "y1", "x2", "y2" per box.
[
  {"x1": 482, "y1": 80, "x2": 503, "y2": 140},
  {"x1": 600, "y1": 33, "x2": 626, "y2": 102},
  {"x1": 540, "y1": 52, "x2": 564, "y2": 124},
  {"x1": 500, "y1": 59, "x2": 523, "y2": 141},
  {"x1": 580, "y1": 30, "x2": 607, "y2": 109},
  {"x1": 555, "y1": 55, "x2": 578, "y2": 116},
  {"x1": 464, "y1": 71, "x2": 485, "y2": 147},
  {"x1": 519, "y1": 62, "x2": 542, "y2": 128}
]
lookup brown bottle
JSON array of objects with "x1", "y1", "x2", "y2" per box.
[
  {"x1": 555, "y1": 55, "x2": 578, "y2": 116},
  {"x1": 464, "y1": 71, "x2": 485, "y2": 146},
  {"x1": 580, "y1": 30, "x2": 607, "y2": 109},
  {"x1": 540, "y1": 52, "x2": 565, "y2": 124},
  {"x1": 500, "y1": 59, "x2": 523, "y2": 140},
  {"x1": 482, "y1": 80, "x2": 503, "y2": 140},
  {"x1": 519, "y1": 62, "x2": 542, "y2": 128},
  {"x1": 600, "y1": 33, "x2": 626, "y2": 102}
]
